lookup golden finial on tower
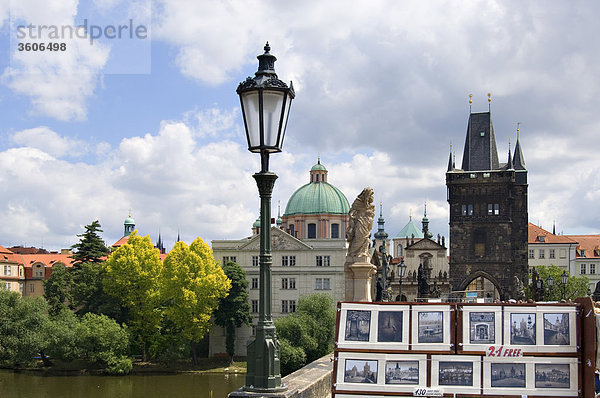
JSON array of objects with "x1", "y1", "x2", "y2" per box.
[
  {"x1": 516, "y1": 122, "x2": 520, "y2": 140},
  {"x1": 409, "y1": 208, "x2": 412, "y2": 221},
  {"x1": 468, "y1": 94, "x2": 473, "y2": 112},
  {"x1": 488, "y1": 92, "x2": 491, "y2": 111}
]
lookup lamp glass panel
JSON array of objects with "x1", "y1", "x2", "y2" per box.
[
  {"x1": 262, "y1": 90, "x2": 285, "y2": 149},
  {"x1": 241, "y1": 91, "x2": 260, "y2": 149},
  {"x1": 278, "y1": 93, "x2": 292, "y2": 149}
]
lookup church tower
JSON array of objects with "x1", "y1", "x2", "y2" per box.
[{"x1": 446, "y1": 96, "x2": 528, "y2": 300}]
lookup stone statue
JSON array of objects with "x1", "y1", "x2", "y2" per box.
[
  {"x1": 513, "y1": 275, "x2": 526, "y2": 301},
  {"x1": 346, "y1": 187, "x2": 375, "y2": 261}
]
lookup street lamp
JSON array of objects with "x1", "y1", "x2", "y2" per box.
[
  {"x1": 561, "y1": 270, "x2": 568, "y2": 300},
  {"x1": 237, "y1": 42, "x2": 294, "y2": 392},
  {"x1": 379, "y1": 244, "x2": 389, "y2": 301},
  {"x1": 546, "y1": 275, "x2": 554, "y2": 301},
  {"x1": 398, "y1": 259, "x2": 407, "y2": 301},
  {"x1": 536, "y1": 279, "x2": 543, "y2": 302}
]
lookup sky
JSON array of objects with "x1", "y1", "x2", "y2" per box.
[{"x1": 1, "y1": 0, "x2": 599, "y2": 252}]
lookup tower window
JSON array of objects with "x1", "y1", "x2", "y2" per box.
[
  {"x1": 468, "y1": 204, "x2": 473, "y2": 216},
  {"x1": 331, "y1": 223, "x2": 339, "y2": 239},
  {"x1": 289, "y1": 224, "x2": 295, "y2": 237},
  {"x1": 480, "y1": 131, "x2": 485, "y2": 137},
  {"x1": 307, "y1": 223, "x2": 317, "y2": 239},
  {"x1": 316, "y1": 174, "x2": 319, "y2": 182}
]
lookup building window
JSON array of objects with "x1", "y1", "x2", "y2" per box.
[
  {"x1": 282, "y1": 255, "x2": 296, "y2": 266},
  {"x1": 591, "y1": 264, "x2": 596, "y2": 275},
  {"x1": 29, "y1": 284, "x2": 34, "y2": 293},
  {"x1": 581, "y1": 250, "x2": 586, "y2": 257},
  {"x1": 34, "y1": 264, "x2": 43, "y2": 277},
  {"x1": 251, "y1": 277, "x2": 258, "y2": 289},
  {"x1": 549, "y1": 249, "x2": 555, "y2": 259},
  {"x1": 316, "y1": 255, "x2": 331, "y2": 267},
  {"x1": 19, "y1": 267, "x2": 22, "y2": 277},
  {"x1": 397, "y1": 244, "x2": 403, "y2": 257},
  {"x1": 494, "y1": 204, "x2": 499, "y2": 215},
  {"x1": 316, "y1": 278, "x2": 331, "y2": 290},
  {"x1": 528, "y1": 249, "x2": 535, "y2": 259},
  {"x1": 560, "y1": 249, "x2": 567, "y2": 259},
  {"x1": 331, "y1": 223, "x2": 340, "y2": 239},
  {"x1": 539, "y1": 250, "x2": 545, "y2": 259},
  {"x1": 474, "y1": 229, "x2": 486, "y2": 257},
  {"x1": 581, "y1": 264, "x2": 586, "y2": 275},
  {"x1": 19, "y1": 282, "x2": 23, "y2": 293},
  {"x1": 483, "y1": 172, "x2": 490, "y2": 178},
  {"x1": 3, "y1": 282, "x2": 10, "y2": 291},
  {"x1": 468, "y1": 204, "x2": 473, "y2": 216},
  {"x1": 538, "y1": 236, "x2": 545, "y2": 243},
  {"x1": 282, "y1": 300, "x2": 296, "y2": 313},
  {"x1": 223, "y1": 256, "x2": 237, "y2": 264},
  {"x1": 289, "y1": 224, "x2": 295, "y2": 237},
  {"x1": 461, "y1": 204, "x2": 467, "y2": 216},
  {"x1": 487, "y1": 204, "x2": 493, "y2": 215},
  {"x1": 281, "y1": 278, "x2": 296, "y2": 289},
  {"x1": 251, "y1": 300, "x2": 258, "y2": 313},
  {"x1": 252, "y1": 256, "x2": 259, "y2": 267},
  {"x1": 307, "y1": 223, "x2": 317, "y2": 239},
  {"x1": 3, "y1": 265, "x2": 11, "y2": 276}
]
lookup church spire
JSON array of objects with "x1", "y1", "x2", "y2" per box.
[
  {"x1": 507, "y1": 140, "x2": 514, "y2": 170},
  {"x1": 447, "y1": 143, "x2": 453, "y2": 172},
  {"x1": 513, "y1": 123, "x2": 526, "y2": 170},
  {"x1": 422, "y1": 201, "x2": 433, "y2": 239},
  {"x1": 374, "y1": 202, "x2": 389, "y2": 241}
]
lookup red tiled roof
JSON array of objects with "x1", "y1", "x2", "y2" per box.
[
  {"x1": 565, "y1": 235, "x2": 600, "y2": 258},
  {"x1": 17, "y1": 253, "x2": 75, "y2": 268},
  {"x1": 0, "y1": 245, "x2": 24, "y2": 264},
  {"x1": 528, "y1": 223, "x2": 578, "y2": 244},
  {"x1": 112, "y1": 236, "x2": 129, "y2": 247}
]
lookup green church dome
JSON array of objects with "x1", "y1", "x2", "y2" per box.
[
  {"x1": 285, "y1": 183, "x2": 349, "y2": 215},
  {"x1": 284, "y1": 161, "x2": 349, "y2": 216},
  {"x1": 124, "y1": 216, "x2": 135, "y2": 225},
  {"x1": 394, "y1": 218, "x2": 423, "y2": 239}
]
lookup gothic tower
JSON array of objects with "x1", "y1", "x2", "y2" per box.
[{"x1": 446, "y1": 102, "x2": 528, "y2": 300}]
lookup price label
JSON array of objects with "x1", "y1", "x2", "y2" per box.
[
  {"x1": 414, "y1": 388, "x2": 442, "y2": 396},
  {"x1": 486, "y1": 345, "x2": 523, "y2": 357}
]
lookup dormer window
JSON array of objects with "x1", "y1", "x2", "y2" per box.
[{"x1": 538, "y1": 236, "x2": 545, "y2": 243}]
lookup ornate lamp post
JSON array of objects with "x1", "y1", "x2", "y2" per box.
[
  {"x1": 398, "y1": 259, "x2": 407, "y2": 301},
  {"x1": 546, "y1": 275, "x2": 554, "y2": 301},
  {"x1": 536, "y1": 278, "x2": 543, "y2": 302},
  {"x1": 237, "y1": 42, "x2": 294, "y2": 392},
  {"x1": 561, "y1": 271, "x2": 568, "y2": 300}
]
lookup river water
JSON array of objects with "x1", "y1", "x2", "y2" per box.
[{"x1": 0, "y1": 370, "x2": 245, "y2": 398}]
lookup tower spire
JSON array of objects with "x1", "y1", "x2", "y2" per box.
[
  {"x1": 422, "y1": 201, "x2": 433, "y2": 239},
  {"x1": 513, "y1": 123, "x2": 526, "y2": 170},
  {"x1": 447, "y1": 143, "x2": 453, "y2": 172}
]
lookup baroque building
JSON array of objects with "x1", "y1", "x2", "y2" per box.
[
  {"x1": 210, "y1": 160, "x2": 350, "y2": 357},
  {"x1": 446, "y1": 105, "x2": 528, "y2": 300}
]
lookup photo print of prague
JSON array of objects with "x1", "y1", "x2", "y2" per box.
[
  {"x1": 345, "y1": 310, "x2": 371, "y2": 341},
  {"x1": 344, "y1": 359, "x2": 378, "y2": 384},
  {"x1": 543, "y1": 313, "x2": 569, "y2": 345},
  {"x1": 378, "y1": 311, "x2": 403, "y2": 342},
  {"x1": 469, "y1": 312, "x2": 495, "y2": 344},
  {"x1": 510, "y1": 313, "x2": 536, "y2": 345},
  {"x1": 417, "y1": 311, "x2": 443, "y2": 343}
]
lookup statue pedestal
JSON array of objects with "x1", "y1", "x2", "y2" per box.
[{"x1": 345, "y1": 260, "x2": 376, "y2": 302}]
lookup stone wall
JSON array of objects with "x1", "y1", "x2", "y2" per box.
[{"x1": 228, "y1": 354, "x2": 333, "y2": 398}]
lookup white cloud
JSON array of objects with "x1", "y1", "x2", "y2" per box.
[{"x1": 10, "y1": 126, "x2": 88, "y2": 158}]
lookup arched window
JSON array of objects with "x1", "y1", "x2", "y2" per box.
[
  {"x1": 289, "y1": 224, "x2": 295, "y2": 237},
  {"x1": 331, "y1": 223, "x2": 339, "y2": 239},
  {"x1": 307, "y1": 223, "x2": 317, "y2": 239}
]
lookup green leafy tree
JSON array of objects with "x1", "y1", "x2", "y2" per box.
[
  {"x1": 43, "y1": 263, "x2": 73, "y2": 315},
  {"x1": 275, "y1": 293, "x2": 337, "y2": 375},
  {"x1": 75, "y1": 313, "x2": 132, "y2": 374},
  {"x1": 71, "y1": 220, "x2": 110, "y2": 265},
  {"x1": 162, "y1": 238, "x2": 231, "y2": 364},
  {"x1": 296, "y1": 293, "x2": 336, "y2": 359},
  {"x1": 103, "y1": 231, "x2": 164, "y2": 361},
  {"x1": 213, "y1": 261, "x2": 252, "y2": 364},
  {"x1": 532, "y1": 265, "x2": 589, "y2": 301},
  {"x1": 0, "y1": 290, "x2": 50, "y2": 367},
  {"x1": 279, "y1": 338, "x2": 306, "y2": 376},
  {"x1": 71, "y1": 262, "x2": 125, "y2": 322},
  {"x1": 44, "y1": 309, "x2": 79, "y2": 363}
]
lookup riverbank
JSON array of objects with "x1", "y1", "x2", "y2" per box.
[{"x1": 3, "y1": 357, "x2": 247, "y2": 376}]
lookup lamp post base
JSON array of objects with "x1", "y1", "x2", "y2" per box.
[{"x1": 245, "y1": 322, "x2": 286, "y2": 391}]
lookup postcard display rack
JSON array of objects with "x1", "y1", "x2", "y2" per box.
[{"x1": 332, "y1": 299, "x2": 596, "y2": 397}]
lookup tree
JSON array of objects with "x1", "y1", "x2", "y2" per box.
[
  {"x1": 162, "y1": 238, "x2": 230, "y2": 364},
  {"x1": 71, "y1": 261, "x2": 125, "y2": 322},
  {"x1": 274, "y1": 293, "x2": 337, "y2": 375},
  {"x1": 103, "y1": 231, "x2": 164, "y2": 361},
  {"x1": 75, "y1": 313, "x2": 132, "y2": 374},
  {"x1": 296, "y1": 293, "x2": 336, "y2": 359},
  {"x1": 71, "y1": 220, "x2": 109, "y2": 265},
  {"x1": 43, "y1": 263, "x2": 73, "y2": 315},
  {"x1": 532, "y1": 265, "x2": 589, "y2": 301},
  {"x1": 0, "y1": 290, "x2": 50, "y2": 367},
  {"x1": 213, "y1": 261, "x2": 252, "y2": 364}
]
